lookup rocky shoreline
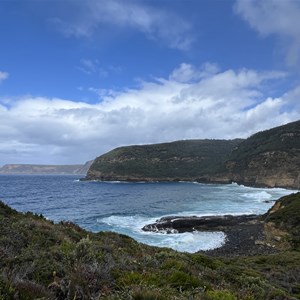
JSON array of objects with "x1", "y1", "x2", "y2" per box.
[{"x1": 142, "y1": 214, "x2": 279, "y2": 257}]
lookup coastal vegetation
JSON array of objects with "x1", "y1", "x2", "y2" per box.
[
  {"x1": 1, "y1": 192, "x2": 300, "y2": 299},
  {"x1": 86, "y1": 139, "x2": 243, "y2": 182}
]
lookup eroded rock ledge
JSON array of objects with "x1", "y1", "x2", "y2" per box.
[
  {"x1": 142, "y1": 214, "x2": 258, "y2": 233},
  {"x1": 142, "y1": 214, "x2": 280, "y2": 257}
]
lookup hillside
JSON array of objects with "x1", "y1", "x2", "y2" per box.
[
  {"x1": 0, "y1": 160, "x2": 93, "y2": 175},
  {"x1": 222, "y1": 120, "x2": 300, "y2": 188},
  {"x1": 86, "y1": 120, "x2": 300, "y2": 188},
  {"x1": 263, "y1": 192, "x2": 300, "y2": 249},
  {"x1": 1, "y1": 193, "x2": 300, "y2": 299},
  {"x1": 86, "y1": 139, "x2": 243, "y2": 181}
]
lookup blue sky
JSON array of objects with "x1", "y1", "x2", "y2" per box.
[{"x1": 0, "y1": 0, "x2": 300, "y2": 165}]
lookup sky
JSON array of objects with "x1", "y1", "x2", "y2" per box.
[{"x1": 0, "y1": 0, "x2": 300, "y2": 165}]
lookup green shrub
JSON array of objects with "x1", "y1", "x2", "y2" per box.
[
  {"x1": 205, "y1": 290, "x2": 237, "y2": 300},
  {"x1": 168, "y1": 270, "x2": 200, "y2": 290},
  {"x1": 117, "y1": 272, "x2": 143, "y2": 286},
  {"x1": 130, "y1": 286, "x2": 166, "y2": 300},
  {"x1": 192, "y1": 254, "x2": 223, "y2": 269}
]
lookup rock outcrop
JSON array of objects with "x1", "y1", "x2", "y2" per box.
[
  {"x1": 142, "y1": 192, "x2": 300, "y2": 255},
  {"x1": 142, "y1": 214, "x2": 258, "y2": 233}
]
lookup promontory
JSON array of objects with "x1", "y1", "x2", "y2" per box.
[{"x1": 85, "y1": 120, "x2": 300, "y2": 189}]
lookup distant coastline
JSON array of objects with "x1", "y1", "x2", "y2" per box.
[{"x1": 0, "y1": 160, "x2": 93, "y2": 175}]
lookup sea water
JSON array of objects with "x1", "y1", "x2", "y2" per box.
[{"x1": 0, "y1": 175, "x2": 295, "y2": 253}]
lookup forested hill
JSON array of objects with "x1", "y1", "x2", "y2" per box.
[
  {"x1": 86, "y1": 120, "x2": 300, "y2": 189},
  {"x1": 85, "y1": 139, "x2": 243, "y2": 182}
]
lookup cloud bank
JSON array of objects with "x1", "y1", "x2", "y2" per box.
[{"x1": 0, "y1": 64, "x2": 298, "y2": 165}]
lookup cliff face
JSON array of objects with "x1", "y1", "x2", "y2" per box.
[
  {"x1": 72, "y1": 160, "x2": 94, "y2": 175},
  {"x1": 86, "y1": 139, "x2": 243, "y2": 181},
  {"x1": 86, "y1": 120, "x2": 300, "y2": 189},
  {"x1": 263, "y1": 192, "x2": 300, "y2": 249},
  {"x1": 221, "y1": 120, "x2": 300, "y2": 189},
  {"x1": 224, "y1": 150, "x2": 300, "y2": 188}
]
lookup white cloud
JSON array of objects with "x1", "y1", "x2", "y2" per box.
[
  {"x1": 281, "y1": 84, "x2": 300, "y2": 111},
  {"x1": 50, "y1": 0, "x2": 193, "y2": 50},
  {"x1": 78, "y1": 59, "x2": 98, "y2": 75},
  {"x1": 0, "y1": 64, "x2": 298, "y2": 165},
  {"x1": 234, "y1": 0, "x2": 300, "y2": 67},
  {"x1": 169, "y1": 63, "x2": 220, "y2": 83},
  {"x1": 77, "y1": 59, "x2": 122, "y2": 78},
  {"x1": 0, "y1": 71, "x2": 9, "y2": 83}
]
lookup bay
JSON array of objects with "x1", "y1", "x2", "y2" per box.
[{"x1": 0, "y1": 175, "x2": 295, "y2": 253}]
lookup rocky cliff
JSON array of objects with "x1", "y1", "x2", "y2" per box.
[
  {"x1": 86, "y1": 120, "x2": 300, "y2": 189},
  {"x1": 221, "y1": 120, "x2": 300, "y2": 189}
]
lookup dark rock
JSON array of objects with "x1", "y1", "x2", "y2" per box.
[
  {"x1": 142, "y1": 214, "x2": 258, "y2": 233},
  {"x1": 263, "y1": 200, "x2": 276, "y2": 203},
  {"x1": 142, "y1": 213, "x2": 280, "y2": 257}
]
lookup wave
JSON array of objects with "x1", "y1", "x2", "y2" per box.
[
  {"x1": 242, "y1": 191, "x2": 272, "y2": 202},
  {"x1": 141, "y1": 231, "x2": 226, "y2": 253},
  {"x1": 98, "y1": 215, "x2": 157, "y2": 230}
]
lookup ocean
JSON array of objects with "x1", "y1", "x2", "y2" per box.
[{"x1": 0, "y1": 175, "x2": 295, "y2": 253}]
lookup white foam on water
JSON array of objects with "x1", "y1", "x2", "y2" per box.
[
  {"x1": 89, "y1": 180, "x2": 123, "y2": 184},
  {"x1": 99, "y1": 215, "x2": 157, "y2": 229},
  {"x1": 242, "y1": 187, "x2": 296, "y2": 203},
  {"x1": 96, "y1": 183, "x2": 296, "y2": 253},
  {"x1": 140, "y1": 231, "x2": 226, "y2": 253},
  {"x1": 98, "y1": 215, "x2": 226, "y2": 253},
  {"x1": 242, "y1": 191, "x2": 272, "y2": 202}
]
